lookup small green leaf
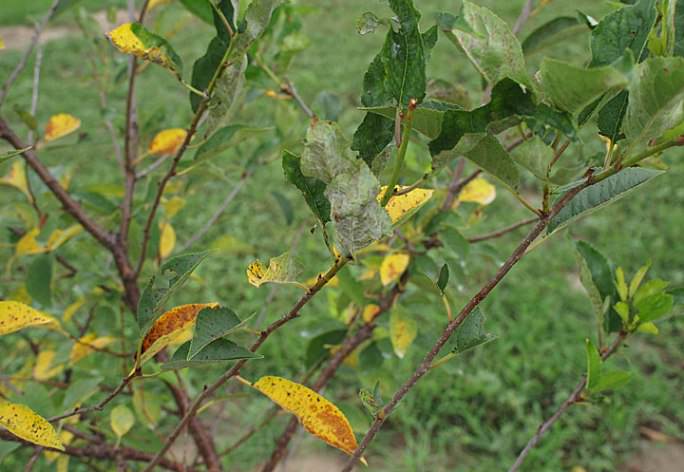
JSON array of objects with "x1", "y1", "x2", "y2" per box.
[
  {"x1": 615, "y1": 301, "x2": 630, "y2": 325},
  {"x1": 282, "y1": 150, "x2": 331, "y2": 224},
  {"x1": 633, "y1": 279, "x2": 670, "y2": 305},
  {"x1": 585, "y1": 338, "x2": 602, "y2": 393},
  {"x1": 592, "y1": 369, "x2": 632, "y2": 393},
  {"x1": 188, "y1": 306, "x2": 244, "y2": 359},
  {"x1": 110, "y1": 405, "x2": 135, "y2": 440},
  {"x1": 436, "y1": 264, "x2": 449, "y2": 293},
  {"x1": 164, "y1": 339, "x2": 261, "y2": 370},
  {"x1": 635, "y1": 292, "x2": 674, "y2": 323},
  {"x1": 452, "y1": 307, "x2": 496, "y2": 354},
  {"x1": 576, "y1": 241, "x2": 621, "y2": 333},
  {"x1": 615, "y1": 267, "x2": 628, "y2": 301},
  {"x1": 629, "y1": 262, "x2": 651, "y2": 298},
  {"x1": 26, "y1": 254, "x2": 52, "y2": 308}
]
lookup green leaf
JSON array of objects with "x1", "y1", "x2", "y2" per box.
[
  {"x1": 549, "y1": 168, "x2": 664, "y2": 235},
  {"x1": 522, "y1": 16, "x2": 586, "y2": 55},
  {"x1": 629, "y1": 262, "x2": 651, "y2": 298},
  {"x1": 441, "y1": 226, "x2": 469, "y2": 259},
  {"x1": 301, "y1": 121, "x2": 355, "y2": 184},
  {"x1": 623, "y1": 57, "x2": 684, "y2": 155},
  {"x1": 61, "y1": 377, "x2": 103, "y2": 412},
  {"x1": 351, "y1": 113, "x2": 394, "y2": 166},
  {"x1": 446, "y1": 1, "x2": 529, "y2": 87},
  {"x1": 458, "y1": 134, "x2": 519, "y2": 189},
  {"x1": 164, "y1": 339, "x2": 261, "y2": 370},
  {"x1": 305, "y1": 329, "x2": 347, "y2": 369},
  {"x1": 193, "y1": 125, "x2": 269, "y2": 162},
  {"x1": 592, "y1": 369, "x2": 633, "y2": 393},
  {"x1": 585, "y1": 338, "x2": 602, "y2": 393},
  {"x1": 26, "y1": 254, "x2": 52, "y2": 308},
  {"x1": 539, "y1": 58, "x2": 630, "y2": 117},
  {"x1": 0, "y1": 147, "x2": 30, "y2": 164},
  {"x1": 228, "y1": 0, "x2": 281, "y2": 61},
  {"x1": 282, "y1": 151, "x2": 331, "y2": 224},
  {"x1": 436, "y1": 264, "x2": 449, "y2": 294},
  {"x1": 675, "y1": 0, "x2": 684, "y2": 57},
  {"x1": 576, "y1": 241, "x2": 621, "y2": 333},
  {"x1": 203, "y1": 55, "x2": 247, "y2": 138},
  {"x1": 188, "y1": 306, "x2": 244, "y2": 359},
  {"x1": 635, "y1": 292, "x2": 674, "y2": 322},
  {"x1": 326, "y1": 160, "x2": 392, "y2": 256},
  {"x1": 616, "y1": 267, "x2": 629, "y2": 301},
  {"x1": 510, "y1": 136, "x2": 580, "y2": 185},
  {"x1": 110, "y1": 405, "x2": 135, "y2": 440},
  {"x1": 179, "y1": 0, "x2": 214, "y2": 24},
  {"x1": 634, "y1": 279, "x2": 670, "y2": 305},
  {"x1": 137, "y1": 252, "x2": 207, "y2": 331},
  {"x1": 361, "y1": 102, "x2": 455, "y2": 140},
  {"x1": 452, "y1": 307, "x2": 496, "y2": 354}
]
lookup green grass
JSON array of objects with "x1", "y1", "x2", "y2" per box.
[{"x1": 0, "y1": 1, "x2": 682, "y2": 471}]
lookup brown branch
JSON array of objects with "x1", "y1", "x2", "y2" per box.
[
  {"x1": 467, "y1": 217, "x2": 538, "y2": 243},
  {"x1": 508, "y1": 332, "x2": 627, "y2": 472},
  {"x1": 512, "y1": 0, "x2": 535, "y2": 35},
  {"x1": 280, "y1": 79, "x2": 314, "y2": 118},
  {"x1": 341, "y1": 180, "x2": 592, "y2": 471},
  {"x1": 142, "y1": 256, "x2": 350, "y2": 471},
  {"x1": 441, "y1": 168, "x2": 481, "y2": 212}
]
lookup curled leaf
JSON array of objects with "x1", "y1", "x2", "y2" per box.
[
  {"x1": 1, "y1": 161, "x2": 32, "y2": 201},
  {"x1": 380, "y1": 253, "x2": 410, "y2": 286},
  {"x1": 253, "y1": 376, "x2": 361, "y2": 458},
  {"x1": 457, "y1": 177, "x2": 496, "y2": 205},
  {"x1": 381, "y1": 186, "x2": 434, "y2": 224},
  {"x1": 246, "y1": 252, "x2": 301, "y2": 288},
  {"x1": 0, "y1": 301, "x2": 57, "y2": 335},
  {"x1": 149, "y1": 128, "x2": 187, "y2": 156},
  {"x1": 44, "y1": 113, "x2": 81, "y2": 142},
  {"x1": 0, "y1": 400, "x2": 64, "y2": 450},
  {"x1": 107, "y1": 23, "x2": 182, "y2": 76},
  {"x1": 139, "y1": 303, "x2": 218, "y2": 364}
]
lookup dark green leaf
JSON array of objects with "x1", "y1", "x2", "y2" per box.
[
  {"x1": 436, "y1": 264, "x2": 449, "y2": 293},
  {"x1": 458, "y1": 134, "x2": 519, "y2": 189},
  {"x1": 138, "y1": 252, "x2": 207, "y2": 330},
  {"x1": 585, "y1": 338, "x2": 602, "y2": 392},
  {"x1": 453, "y1": 307, "x2": 496, "y2": 354},
  {"x1": 359, "y1": 341, "x2": 384, "y2": 370},
  {"x1": 576, "y1": 241, "x2": 620, "y2": 332},
  {"x1": 179, "y1": 0, "x2": 214, "y2": 24},
  {"x1": 282, "y1": 151, "x2": 330, "y2": 224},
  {"x1": 442, "y1": 226, "x2": 469, "y2": 259},
  {"x1": 522, "y1": 16, "x2": 586, "y2": 55},
  {"x1": 305, "y1": 329, "x2": 347, "y2": 368},
  {"x1": 188, "y1": 306, "x2": 244, "y2": 359},
  {"x1": 351, "y1": 113, "x2": 394, "y2": 166},
  {"x1": 675, "y1": 0, "x2": 684, "y2": 57},
  {"x1": 164, "y1": 339, "x2": 261, "y2": 370},
  {"x1": 26, "y1": 254, "x2": 52, "y2": 308}
]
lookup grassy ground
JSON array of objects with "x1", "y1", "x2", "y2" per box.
[{"x1": 0, "y1": 1, "x2": 682, "y2": 471}]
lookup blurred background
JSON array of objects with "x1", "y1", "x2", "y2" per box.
[{"x1": 1, "y1": 1, "x2": 682, "y2": 470}]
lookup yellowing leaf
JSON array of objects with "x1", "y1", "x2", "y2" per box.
[
  {"x1": 362, "y1": 304, "x2": 381, "y2": 323},
  {"x1": 390, "y1": 309, "x2": 417, "y2": 359},
  {"x1": 158, "y1": 222, "x2": 176, "y2": 259},
  {"x1": 380, "y1": 253, "x2": 410, "y2": 286},
  {"x1": 148, "y1": 0, "x2": 171, "y2": 10},
  {"x1": 110, "y1": 404, "x2": 135, "y2": 439},
  {"x1": 139, "y1": 303, "x2": 218, "y2": 364},
  {"x1": 63, "y1": 298, "x2": 85, "y2": 322},
  {"x1": 0, "y1": 400, "x2": 64, "y2": 450},
  {"x1": 253, "y1": 376, "x2": 361, "y2": 458},
  {"x1": 69, "y1": 334, "x2": 116, "y2": 364},
  {"x1": 1, "y1": 161, "x2": 32, "y2": 201},
  {"x1": 0, "y1": 301, "x2": 57, "y2": 335},
  {"x1": 149, "y1": 128, "x2": 187, "y2": 156},
  {"x1": 161, "y1": 196, "x2": 186, "y2": 218},
  {"x1": 106, "y1": 23, "x2": 182, "y2": 75},
  {"x1": 246, "y1": 252, "x2": 301, "y2": 288},
  {"x1": 33, "y1": 350, "x2": 64, "y2": 381},
  {"x1": 44, "y1": 114, "x2": 81, "y2": 142},
  {"x1": 380, "y1": 186, "x2": 434, "y2": 224},
  {"x1": 15, "y1": 228, "x2": 44, "y2": 256},
  {"x1": 0, "y1": 34, "x2": 5, "y2": 49},
  {"x1": 45, "y1": 430, "x2": 73, "y2": 462},
  {"x1": 305, "y1": 274, "x2": 339, "y2": 289},
  {"x1": 457, "y1": 177, "x2": 496, "y2": 206},
  {"x1": 46, "y1": 225, "x2": 82, "y2": 251}
]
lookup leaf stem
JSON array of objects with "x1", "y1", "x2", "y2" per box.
[{"x1": 381, "y1": 99, "x2": 417, "y2": 206}]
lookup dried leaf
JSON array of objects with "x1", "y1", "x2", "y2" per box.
[
  {"x1": 381, "y1": 186, "x2": 434, "y2": 224},
  {"x1": 158, "y1": 222, "x2": 176, "y2": 259},
  {"x1": 380, "y1": 253, "x2": 410, "y2": 286},
  {"x1": 0, "y1": 400, "x2": 64, "y2": 450},
  {"x1": 139, "y1": 303, "x2": 218, "y2": 364},
  {"x1": 390, "y1": 308, "x2": 417, "y2": 359},
  {"x1": 148, "y1": 128, "x2": 187, "y2": 156},
  {"x1": 253, "y1": 376, "x2": 360, "y2": 458},
  {"x1": 44, "y1": 113, "x2": 81, "y2": 142},
  {"x1": 246, "y1": 252, "x2": 301, "y2": 288},
  {"x1": 69, "y1": 334, "x2": 116, "y2": 365},
  {"x1": 457, "y1": 177, "x2": 496, "y2": 205},
  {"x1": 0, "y1": 301, "x2": 57, "y2": 335}
]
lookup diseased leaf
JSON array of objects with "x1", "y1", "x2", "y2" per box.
[
  {"x1": 148, "y1": 128, "x2": 187, "y2": 156},
  {"x1": 203, "y1": 54, "x2": 247, "y2": 138},
  {"x1": 390, "y1": 308, "x2": 417, "y2": 358},
  {"x1": 110, "y1": 405, "x2": 135, "y2": 439},
  {"x1": 282, "y1": 151, "x2": 330, "y2": 224},
  {"x1": 457, "y1": 177, "x2": 496, "y2": 205},
  {"x1": 44, "y1": 114, "x2": 81, "y2": 142},
  {"x1": 0, "y1": 301, "x2": 57, "y2": 335},
  {"x1": 0, "y1": 400, "x2": 64, "y2": 450},
  {"x1": 227, "y1": 0, "x2": 281, "y2": 61},
  {"x1": 380, "y1": 253, "x2": 410, "y2": 286},
  {"x1": 188, "y1": 305, "x2": 244, "y2": 359},
  {"x1": 446, "y1": 1, "x2": 529, "y2": 87},
  {"x1": 380, "y1": 186, "x2": 434, "y2": 224},
  {"x1": 107, "y1": 23, "x2": 182, "y2": 76},
  {"x1": 246, "y1": 252, "x2": 301, "y2": 287},
  {"x1": 453, "y1": 307, "x2": 496, "y2": 354},
  {"x1": 301, "y1": 120, "x2": 355, "y2": 184},
  {"x1": 351, "y1": 113, "x2": 395, "y2": 166},
  {"x1": 549, "y1": 168, "x2": 663, "y2": 234},
  {"x1": 137, "y1": 252, "x2": 208, "y2": 330}
]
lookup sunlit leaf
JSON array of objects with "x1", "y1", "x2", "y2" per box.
[
  {"x1": 390, "y1": 308, "x2": 417, "y2": 359},
  {"x1": 15, "y1": 228, "x2": 44, "y2": 256},
  {"x1": 0, "y1": 400, "x2": 64, "y2": 450},
  {"x1": 246, "y1": 252, "x2": 302, "y2": 288},
  {"x1": 107, "y1": 22, "x2": 182, "y2": 76},
  {"x1": 0, "y1": 301, "x2": 58, "y2": 335},
  {"x1": 253, "y1": 376, "x2": 361, "y2": 459},
  {"x1": 380, "y1": 186, "x2": 434, "y2": 224},
  {"x1": 148, "y1": 128, "x2": 187, "y2": 156},
  {"x1": 158, "y1": 222, "x2": 176, "y2": 260},
  {"x1": 457, "y1": 177, "x2": 496, "y2": 205},
  {"x1": 380, "y1": 253, "x2": 410, "y2": 286},
  {"x1": 44, "y1": 113, "x2": 81, "y2": 142}
]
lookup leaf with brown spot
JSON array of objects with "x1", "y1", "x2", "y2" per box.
[
  {"x1": 44, "y1": 114, "x2": 81, "y2": 142},
  {"x1": 138, "y1": 303, "x2": 218, "y2": 364},
  {"x1": 379, "y1": 253, "x2": 410, "y2": 286},
  {"x1": 390, "y1": 307, "x2": 417, "y2": 359},
  {"x1": 380, "y1": 186, "x2": 434, "y2": 224},
  {"x1": 246, "y1": 252, "x2": 302, "y2": 288},
  {"x1": 253, "y1": 376, "x2": 364, "y2": 461},
  {"x1": 0, "y1": 400, "x2": 64, "y2": 450},
  {"x1": 0, "y1": 301, "x2": 58, "y2": 336}
]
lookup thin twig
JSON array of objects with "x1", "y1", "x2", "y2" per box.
[
  {"x1": 512, "y1": 0, "x2": 535, "y2": 34},
  {"x1": 0, "y1": 0, "x2": 62, "y2": 107},
  {"x1": 27, "y1": 46, "x2": 44, "y2": 145},
  {"x1": 467, "y1": 217, "x2": 538, "y2": 243}
]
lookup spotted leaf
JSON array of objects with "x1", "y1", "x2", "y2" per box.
[
  {"x1": 390, "y1": 308, "x2": 417, "y2": 359},
  {"x1": 0, "y1": 301, "x2": 58, "y2": 336},
  {"x1": 380, "y1": 253, "x2": 410, "y2": 286},
  {"x1": 44, "y1": 113, "x2": 81, "y2": 142},
  {"x1": 107, "y1": 23, "x2": 182, "y2": 76},
  {"x1": 380, "y1": 186, "x2": 434, "y2": 224},
  {"x1": 246, "y1": 252, "x2": 301, "y2": 288},
  {"x1": 0, "y1": 400, "x2": 64, "y2": 450}
]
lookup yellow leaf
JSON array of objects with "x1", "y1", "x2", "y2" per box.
[
  {"x1": 33, "y1": 350, "x2": 64, "y2": 381},
  {"x1": 107, "y1": 23, "x2": 145, "y2": 55},
  {"x1": 362, "y1": 304, "x2": 381, "y2": 324},
  {"x1": 139, "y1": 303, "x2": 218, "y2": 364},
  {"x1": 390, "y1": 309, "x2": 417, "y2": 359},
  {"x1": 637, "y1": 322, "x2": 659, "y2": 335},
  {"x1": 161, "y1": 196, "x2": 186, "y2": 218},
  {"x1": 15, "y1": 228, "x2": 45, "y2": 256},
  {"x1": 45, "y1": 430, "x2": 73, "y2": 462},
  {"x1": 63, "y1": 298, "x2": 85, "y2": 322},
  {"x1": 158, "y1": 222, "x2": 176, "y2": 259},
  {"x1": 46, "y1": 225, "x2": 82, "y2": 251},
  {"x1": 0, "y1": 400, "x2": 64, "y2": 450},
  {"x1": 110, "y1": 404, "x2": 135, "y2": 439},
  {"x1": 380, "y1": 253, "x2": 410, "y2": 286},
  {"x1": 149, "y1": 128, "x2": 187, "y2": 156},
  {"x1": 1, "y1": 161, "x2": 32, "y2": 201},
  {"x1": 69, "y1": 334, "x2": 116, "y2": 365},
  {"x1": 457, "y1": 177, "x2": 496, "y2": 206},
  {"x1": 0, "y1": 34, "x2": 5, "y2": 49},
  {"x1": 380, "y1": 186, "x2": 434, "y2": 224},
  {"x1": 253, "y1": 376, "x2": 360, "y2": 458},
  {"x1": 246, "y1": 252, "x2": 301, "y2": 288},
  {"x1": 106, "y1": 23, "x2": 180, "y2": 74},
  {"x1": 44, "y1": 114, "x2": 81, "y2": 142},
  {"x1": 0, "y1": 301, "x2": 57, "y2": 335}
]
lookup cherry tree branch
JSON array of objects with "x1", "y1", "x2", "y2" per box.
[
  {"x1": 508, "y1": 331, "x2": 628, "y2": 472},
  {"x1": 467, "y1": 217, "x2": 538, "y2": 243}
]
